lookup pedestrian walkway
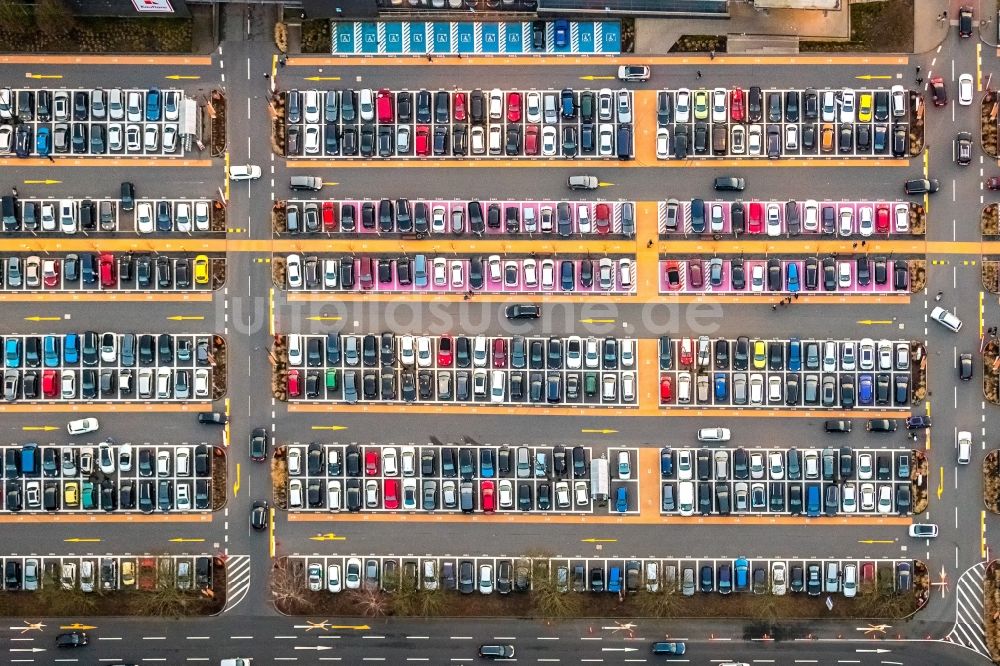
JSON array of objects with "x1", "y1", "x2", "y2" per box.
[
  {"x1": 944, "y1": 561, "x2": 990, "y2": 658},
  {"x1": 222, "y1": 555, "x2": 252, "y2": 614}
]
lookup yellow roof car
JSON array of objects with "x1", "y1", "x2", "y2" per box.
[
  {"x1": 63, "y1": 481, "x2": 79, "y2": 506},
  {"x1": 693, "y1": 90, "x2": 710, "y2": 120},
  {"x1": 194, "y1": 254, "x2": 210, "y2": 285},
  {"x1": 858, "y1": 92, "x2": 873, "y2": 122},
  {"x1": 752, "y1": 340, "x2": 767, "y2": 369},
  {"x1": 121, "y1": 560, "x2": 136, "y2": 587}
]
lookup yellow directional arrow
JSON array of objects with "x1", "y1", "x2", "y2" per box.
[
  {"x1": 580, "y1": 318, "x2": 616, "y2": 324},
  {"x1": 307, "y1": 316, "x2": 343, "y2": 321},
  {"x1": 24, "y1": 316, "x2": 61, "y2": 322},
  {"x1": 597, "y1": 182, "x2": 615, "y2": 188},
  {"x1": 64, "y1": 538, "x2": 101, "y2": 543},
  {"x1": 25, "y1": 73, "x2": 62, "y2": 80},
  {"x1": 937, "y1": 466, "x2": 944, "y2": 500},
  {"x1": 168, "y1": 538, "x2": 205, "y2": 543},
  {"x1": 310, "y1": 533, "x2": 347, "y2": 542},
  {"x1": 167, "y1": 315, "x2": 205, "y2": 321},
  {"x1": 233, "y1": 463, "x2": 241, "y2": 498},
  {"x1": 579, "y1": 75, "x2": 615, "y2": 81},
  {"x1": 22, "y1": 426, "x2": 57, "y2": 432},
  {"x1": 298, "y1": 620, "x2": 371, "y2": 631},
  {"x1": 23, "y1": 179, "x2": 60, "y2": 185},
  {"x1": 305, "y1": 76, "x2": 342, "y2": 81},
  {"x1": 857, "y1": 320, "x2": 893, "y2": 325},
  {"x1": 60, "y1": 623, "x2": 97, "y2": 630},
  {"x1": 166, "y1": 75, "x2": 201, "y2": 80},
  {"x1": 581, "y1": 428, "x2": 618, "y2": 434},
  {"x1": 857, "y1": 539, "x2": 895, "y2": 544},
  {"x1": 311, "y1": 425, "x2": 348, "y2": 431},
  {"x1": 856, "y1": 74, "x2": 892, "y2": 80},
  {"x1": 582, "y1": 538, "x2": 617, "y2": 543}
]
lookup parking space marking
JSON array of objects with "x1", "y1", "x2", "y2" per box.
[
  {"x1": 0, "y1": 55, "x2": 212, "y2": 65},
  {"x1": 286, "y1": 157, "x2": 905, "y2": 169},
  {"x1": 0, "y1": 292, "x2": 214, "y2": 302},
  {"x1": 0, "y1": 402, "x2": 211, "y2": 412},
  {"x1": 0, "y1": 512, "x2": 211, "y2": 522},
  {"x1": 0, "y1": 158, "x2": 212, "y2": 167},
  {"x1": 288, "y1": 55, "x2": 908, "y2": 67}
]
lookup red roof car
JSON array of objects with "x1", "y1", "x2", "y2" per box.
[
  {"x1": 492, "y1": 338, "x2": 507, "y2": 368},
  {"x1": 98, "y1": 253, "x2": 116, "y2": 288},
  {"x1": 43, "y1": 259, "x2": 60, "y2": 288},
  {"x1": 481, "y1": 480, "x2": 495, "y2": 512},
  {"x1": 679, "y1": 339, "x2": 693, "y2": 367},
  {"x1": 664, "y1": 261, "x2": 681, "y2": 290},
  {"x1": 415, "y1": 125, "x2": 431, "y2": 156},
  {"x1": 376, "y1": 88, "x2": 393, "y2": 123},
  {"x1": 287, "y1": 369, "x2": 300, "y2": 397},
  {"x1": 506, "y1": 92, "x2": 522, "y2": 123},
  {"x1": 365, "y1": 449, "x2": 380, "y2": 476},
  {"x1": 437, "y1": 335, "x2": 453, "y2": 367},
  {"x1": 929, "y1": 76, "x2": 948, "y2": 107},
  {"x1": 524, "y1": 125, "x2": 539, "y2": 155},
  {"x1": 730, "y1": 87, "x2": 745, "y2": 122},
  {"x1": 748, "y1": 202, "x2": 763, "y2": 234},
  {"x1": 660, "y1": 376, "x2": 672, "y2": 402},
  {"x1": 988, "y1": 177, "x2": 1000, "y2": 191},
  {"x1": 383, "y1": 479, "x2": 399, "y2": 509},
  {"x1": 595, "y1": 203, "x2": 611, "y2": 234},
  {"x1": 875, "y1": 205, "x2": 890, "y2": 233},
  {"x1": 322, "y1": 201, "x2": 337, "y2": 231},
  {"x1": 453, "y1": 92, "x2": 467, "y2": 122},
  {"x1": 42, "y1": 369, "x2": 58, "y2": 397}
]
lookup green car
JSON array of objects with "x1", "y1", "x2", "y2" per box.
[
  {"x1": 693, "y1": 90, "x2": 709, "y2": 120},
  {"x1": 82, "y1": 481, "x2": 96, "y2": 510},
  {"x1": 584, "y1": 373, "x2": 598, "y2": 397},
  {"x1": 325, "y1": 368, "x2": 338, "y2": 392}
]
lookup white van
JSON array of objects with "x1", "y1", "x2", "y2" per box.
[
  {"x1": 677, "y1": 481, "x2": 695, "y2": 516},
  {"x1": 676, "y1": 371, "x2": 691, "y2": 403},
  {"x1": 67, "y1": 417, "x2": 99, "y2": 435},
  {"x1": 957, "y1": 431, "x2": 972, "y2": 464}
]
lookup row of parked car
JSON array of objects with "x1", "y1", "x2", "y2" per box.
[
  {"x1": 284, "y1": 254, "x2": 635, "y2": 294},
  {"x1": 283, "y1": 199, "x2": 635, "y2": 237},
  {"x1": 285, "y1": 88, "x2": 634, "y2": 159},
  {"x1": 135, "y1": 199, "x2": 213, "y2": 234},
  {"x1": 0, "y1": 253, "x2": 215, "y2": 291},
  {"x1": 0, "y1": 88, "x2": 186, "y2": 157},
  {"x1": 0, "y1": 555, "x2": 213, "y2": 592},
  {"x1": 297, "y1": 555, "x2": 914, "y2": 597}
]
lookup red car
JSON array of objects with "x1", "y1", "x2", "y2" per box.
[
  {"x1": 322, "y1": 201, "x2": 337, "y2": 231},
  {"x1": 383, "y1": 479, "x2": 399, "y2": 509},
  {"x1": 365, "y1": 449, "x2": 380, "y2": 476},
  {"x1": 875, "y1": 205, "x2": 890, "y2": 233},
  {"x1": 730, "y1": 87, "x2": 745, "y2": 122},
  {"x1": 506, "y1": 92, "x2": 522, "y2": 123},
  {"x1": 679, "y1": 339, "x2": 693, "y2": 367},
  {"x1": 98, "y1": 253, "x2": 115, "y2": 288},
  {"x1": 660, "y1": 376, "x2": 672, "y2": 402},
  {"x1": 42, "y1": 370, "x2": 57, "y2": 398},
  {"x1": 664, "y1": 261, "x2": 681, "y2": 290},
  {"x1": 747, "y1": 203, "x2": 763, "y2": 234},
  {"x1": 987, "y1": 177, "x2": 1000, "y2": 191},
  {"x1": 287, "y1": 369, "x2": 300, "y2": 397},
  {"x1": 437, "y1": 335, "x2": 453, "y2": 367},
  {"x1": 524, "y1": 125, "x2": 539, "y2": 155},
  {"x1": 861, "y1": 561, "x2": 875, "y2": 584},
  {"x1": 481, "y1": 480, "x2": 495, "y2": 513},
  {"x1": 415, "y1": 125, "x2": 431, "y2": 156},
  {"x1": 595, "y1": 203, "x2": 611, "y2": 234},
  {"x1": 688, "y1": 262, "x2": 703, "y2": 289},
  {"x1": 929, "y1": 76, "x2": 948, "y2": 107},
  {"x1": 453, "y1": 92, "x2": 467, "y2": 122},
  {"x1": 43, "y1": 259, "x2": 60, "y2": 288},
  {"x1": 492, "y1": 338, "x2": 507, "y2": 368},
  {"x1": 376, "y1": 88, "x2": 393, "y2": 123}
]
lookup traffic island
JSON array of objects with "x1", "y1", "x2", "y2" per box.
[
  {"x1": 911, "y1": 449, "x2": 929, "y2": 514},
  {"x1": 209, "y1": 91, "x2": 227, "y2": 158},
  {"x1": 271, "y1": 94, "x2": 286, "y2": 156},
  {"x1": 908, "y1": 90, "x2": 924, "y2": 156},
  {"x1": 984, "y1": 261, "x2": 1000, "y2": 294},
  {"x1": 271, "y1": 450, "x2": 289, "y2": 510},
  {"x1": 272, "y1": 335, "x2": 289, "y2": 402},
  {"x1": 984, "y1": 451, "x2": 1000, "y2": 514},
  {"x1": 911, "y1": 342, "x2": 927, "y2": 404},
  {"x1": 210, "y1": 200, "x2": 227, "y2": 233},
  {"x1": 985, "y1": 560, "x2": 1000, "y2": 662},
  {"x1": 984, "y1": 204, "x2": 999, "y2": 237},
  {"x1": 983, "y1": 92, "x2": 998, "y2": 159},
  {"x1": 212, "y1": 446, "x2": 228, "y2": 512},
  {"x1": 211, "y1": 257, "x2": 227, "y2": 291},
  {"x1": 984, "y1": 340, "x2": 1000, "y2": 405},
  {"x1": 272, "y1": 201, "x2": 288, "y2": 234},
  {"x1": 909, "y1": 202, "x2": 926, "y2": 236},
  {"x1": 272, "y1": 256, "x2": 287, "y2": 290},
  {"x1": 210, "y1": 335, "x2": 228, "y2": 401},
  {"x1": 908, "y1": 259, "x2": 926, "y2": 292}
]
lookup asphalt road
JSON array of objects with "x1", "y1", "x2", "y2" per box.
[{"x1": 0, "y1": 2, "x2": 997, "y2": 664}]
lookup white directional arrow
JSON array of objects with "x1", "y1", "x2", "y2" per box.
[
  {"x1": 856, "y1": 648, "x2": 891, "y2": 653},
  {"x1": 294, "y1": 645, "x2": 334, "y2": 651},
  {"x1": 601, "y1": 647, "x2": 638, "y2": 652},
  {"x1": 10, "y1": 648, "x2": 46, "y2": 652}
]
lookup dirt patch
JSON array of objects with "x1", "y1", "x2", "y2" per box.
[
  {"x1": 272, "y1": 93, "x2": 286, "y2": 156},
  {"x1": 302, "y1": 19, "x2": 331, "y2": 54},
  {"x1": 912, "y1": 342, "x2": 927, "y2": 403},
  {"x1": 273, "y1": 256, "x2": 286, "y2": 290},
  {"x1": 272, "y1": 336, "x2": 289, "y2": 402},
  {"x1": 910, "y1": 202, "x2": 925, "y2": 236},
  {"x1": 984, "y1": 262, "x2": 1000, "y2": 294},
  {"x1": 212, "y1": 446, "x2": 227, "y2": 512},
  {"x1": 985, "y1": 341, "x2": 1000, "y2": 406},
  {"x1": 0, "y1": 15, "x2": 192, "y2": 53},
  {"x1": 273, "y1": 200, "x2": 287, "y2": 234},
  {"x1": 912, "y1": 449, "x2": 928, "y2": 514},
  {"x1": 272, "y1": 448, "x2": 289, "y2": 509},
  {"x1": 984, "y1": 92, "x2": 999, "y2": 158},
  {"x1": 800, "y1": 0, "x2": 913, "y2": 53},
  {"x1": 668, "y1": 35, "x2": 727, "y2": 53},
  {"x1": 986, "y1": 561, "x2": 1000, "y2": 661},
  {"x1": 210, "y1": 257, "x2": 227, "y2": 291},
  {"x1": 209, "y1": 90, "x2": 226, "y2": 158},
  {"x1": 211, "y1": 199, "x2": 227, "y2": 233},
  {"x1": 983, "y1": 204, "x2": 999, "y2": 237},
  {"x1": 275, "y1": 21, "x2": 288, "y2": 53},
  {"x1": 211, "y1": 335, "x2": 227, "y2": 402},
  {"x1": 985, "y1": 451, "x2": 1000, "y2": 514},
  {"x1": 909, "y1": 91, "x2": 924, "y2": 155},
  {"x1": 620, "y1": 18, "x2": 635, "y2": 53},
  {"x1": 908, "y1": 260, "x2": 926, "y2": 293}
]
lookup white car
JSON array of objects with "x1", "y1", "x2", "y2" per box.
[
  {"x1": 399, "y1": 337, "x2": 415, "y2": 367},
  {"x1": 66, "y1": 418, "x2": 99, "y2": 435},
  {"x1": 327, "y1": 564, "x2": 342, "y2": 593},
  {"x1": 839, "y1": 207, "x2": 853, "y2": 236},
  {"x1": 656, "y1": 128, "x2": 670, "y2": 158},
  {"x1": 525, "y1": 91, "x2": 541, "y2": 123},
  {"x1": 876, "y1": 485, "x2": 893, "y2": 514},
  {"x1": 930, "y1": 306, "x2": 963, "y2": 332},
  {"x1": 959, "y1": 73, "x2": 974, "y2": 105},
  {"x1": 383, "y1": 447, "x2": 399, "y2": 476},
  {"x1": 229, "y1": 165, "x2": 261, "y2": 180},
  {"x1": 450, "y1": 260, "x2": 464, "y2": 288},
  {"x1": 143, "y1": 124, "x2": 159, "y2": 151},
  {"x1": 470, "y1": 126, "x2": 485, "y2": 155},
  {"x1": 416, "y1": 337, "x2": 432, "y2": 368},
  {"x1": 730, "y1": 125, "x2": 745, "y2": 154},
  {"x1": 619, "y1": 258, "x2": 633, "y2": 289},
  {"x1": 577, "y1": 206, "x2": 592, "y2": 233},
  {"x1": 894, "y1": 203, "x2": 909, "y2": 232},
  {"x1": 523, "y1": 258, "x2": 538, "y2": 287},
  {"x1": 617, "y1": 450, "x2": 631, "y2": 479},
  {"x1": 803, "y1": 200, "x2": 818, "y2": 232},
  {"x1": 711, "y1": 87, "x2": 727, "y2": 122},
  {"x1": 860, "y1": 483, "x2": 876, "y2": 511},
  {"x1": 136, "y1": 202, "x2": 154, "y2": 234},
  {"x1": 765, "y1": 203, "x2": 781, "y2": 237},
  {"x1": 839, "y1": 88, "x2": 856, "y2": 123},
  {"x1": 747, "y1": 124, "x2": 762, "y2": 155},
  {"x1": 125, "y1": 124, "x2": 141, "y2": 152},
  {"x1": 285, "y1": 254, "x2": 302, "y2": 288},
  {"x1": 541, "y1": 125, "x2": 558, "y2": 156},
  {"x1": 838, "y1": 261, "x2": 852, "y2": 288},
  {"x1": 750, "y1": 264, "x2": 764, "y2": 292},
  {"x1": 59, "y1": 200, "x2": 75, "y2": 234},
  {"x1": 540, "y1": 259, "x2": 555, "y2": 289},
  {"x1": 891, "y1": 84, "x2": 906, "y2": 117},
  {"x1": 345, "y1": 558, "x2": 362, "y2": 589},
  {"x1": 107, "y1": 123, "x2": 123, "y2": 152},
  {"x1": 771, "y1": 562, "x2": 787, "y2": 596},
  {"x1": 958, "y1": 431, "x2": 972, "y2": 464},
  {"x1": 0, "y1": 125, "x2": 11, "y2": 153},
  {"x1": 303, "y1": 125, "x2": 320, "y2": 154},
  {"x1": 616, "y1": 89, "x2": 632, "y2": 123},
  {"x1": 697, "y1": 427, "x2": 730, "y2": 442},
  {"x1": 574, "y1": 480, "x2": 589, "y2": 505},
  {"x1": 598, "y1": 123, "x2": 614, "y2": 156},
  {"x1": 195, "y1": 201, "x2": 210, "y2": 231},
  {"x1": 858, "y1": 205, "x2": 873, "y2": 237},
  {"x1": 598, "y1": 88, "x2": 614, "y2": 121},
  {"x1": 784, "y1": 124, "x2": 798, "y2": 150},
  {"x1": 498, "y1": 479, "x2": 513, "y2": 509},
  {"x1": 675, "y1": 88, "x2": 691, "y2": 122},
  {"x1": 841, "y1": 483, "x2": 857, "y2": 513}
]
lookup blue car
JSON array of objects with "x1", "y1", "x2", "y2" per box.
[
  {"x1": 4, "y1": 338, "x2": 20, "y2": 368},
  {"x1": 786, "y1": 262, "x2": 800, "y2": 292},
  {"x1": 734, "y1": 557, "x2": 749, "y2": 591},
  {"x1": 787, "y1": 337, "x2": 801, "y2": 371},
  {"x1": 660, "y1": 448, "x2": 673, "y2": 477},
  {"x1": 554, "y1": 19, "x2": 569, "y2": 48},
  {"x1": 35, "y1": 126, "x2": 50, "y2": 156},
  {"x1": 714, "y1": 372, "x2": 728, "y2": 401},
  {"x1": 858, "y1": 373, "x2": 873, "y2": 405},
  {"x1": 63, "y1": 333, "x2": 79, "y2": 364},
  {"x1": 43, "y1": 336, "x2": 60, "y2": 368},
  {"x1": 145, "y1": 87, "x2": 161, "y2": 122},
  {"x1": 479, "y1": 448, "x2": 494, "y2": 479},
  {"x1": 615, "y1": 486, "x2": 628, "y2": 513}
]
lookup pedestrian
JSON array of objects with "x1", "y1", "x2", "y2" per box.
[
  {"x1": 916, "y1": 65, "x2": 921, "y2": 73},
  {"x1": 861, "y1": 240, "x2": 866, "y2": 247},
  {"x1": 10, "y1": 187, "x2": 16, "y2": 197},
  {"x1": 852, "y1": 241, "x2": 858, "y2": 248},
  {"x1": 793, "y1": 293, "x2": 799, "y2": 300},
  {"x1": 943, "y1": 10, "x2": 948, "y2": 18},
  {"x1": 935, "y1": 291, "x2": 943, "y2": 301},
  {"x1": 46, "y1": 154, "x2": 54, "y2": 163},
  {"x1": 696, "y1": 70, "x2": 702, "y2": 79},
  {"x1": 463, "y1": 294, "x2": 469, "y2": 301},
  {"x1": 709, "y1": 50, "x2": 715, "y2": 60},
  {"x1": 916, "y1": 77, "x2": 923, "y2": 85},
  {"x1": 772, "y1": 304, "x2": 777, "y2": 311},
  {"x1": 427, "y1": 55, "x2": 433, "y2": 62},
  {"x1": 264, "y1": 72, "x2": 269, "y2": 80},
  {"x1": 279, "y1": 56, "x2": 286, "y2": 67},
  {"x1": 646, "y1": 239, "x2": 653, "y2": 248}
]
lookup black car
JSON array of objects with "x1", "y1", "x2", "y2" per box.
[
  {"x1": 250, "y1": 499, "x2": 268, "y2": 530},
  {"x1": 250, "y1": 428, "x2": 268, "y2": 461},
  {"x1": 55, "y1": 631, "x2": 88, "y2": 648},
  {"x1": 713, "y1": 176, "x2": 745, "y2": 191},
  {"x1": 505, "y1": 303, "x2": 540, "y2": 320},
  {"x1": 904, "y1": 178, "x2": 940, "y2": 195},
  {"x1": 959, "y1": 353, "x2": 973, "y2": 380},
  {"x1": 197, "y1": 411, "x2": 227, "y2": 425}
]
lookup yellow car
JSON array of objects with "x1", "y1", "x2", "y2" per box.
[
  {"x1": 752, "y1": 340, "x2": 767, "y2": 370},
  {"x1": 121, "y1": 560, "x2": 136, "y2": 587},
  {"x1": 693, "y1": 90, "x2": 710, "y2": 120},
  {"x1": 194, "y1": 254, "x2": 210, "y2": 285},
  {"x1": 858, "y1": 92, "x2": 873, "y2": 122},
  {"x1": 63, "y1": 481, "x2": 79, "y2": 507}
]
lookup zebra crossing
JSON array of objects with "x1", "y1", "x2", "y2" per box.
[
  {"x1": 222, "y1": 555, "x2": 252, "y2": 614},
  {"x1": 944, "y1": 561, "x2": 989, "y2": 658}
]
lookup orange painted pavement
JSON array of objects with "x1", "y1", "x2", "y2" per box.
[{"x1": 284, "y1": 291, "x2": 909, "y2": 305}]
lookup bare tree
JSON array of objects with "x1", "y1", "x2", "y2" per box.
[
  {"x1": 270, "y1": 559, "x2": 308, "y2": 612},
  {"x1": 34, "y1": 0, "x2": 74, "y2": 35},
  {"x1": 0, "y1": 0, "x2": 31, "y2": 35},
  {"x1": 350, "y1": 587, "x2": 389, "y2": 617}
]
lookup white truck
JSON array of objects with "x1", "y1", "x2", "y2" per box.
[{"x1": 220, "y1": 660, "x2": 251, "y2": 666}]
